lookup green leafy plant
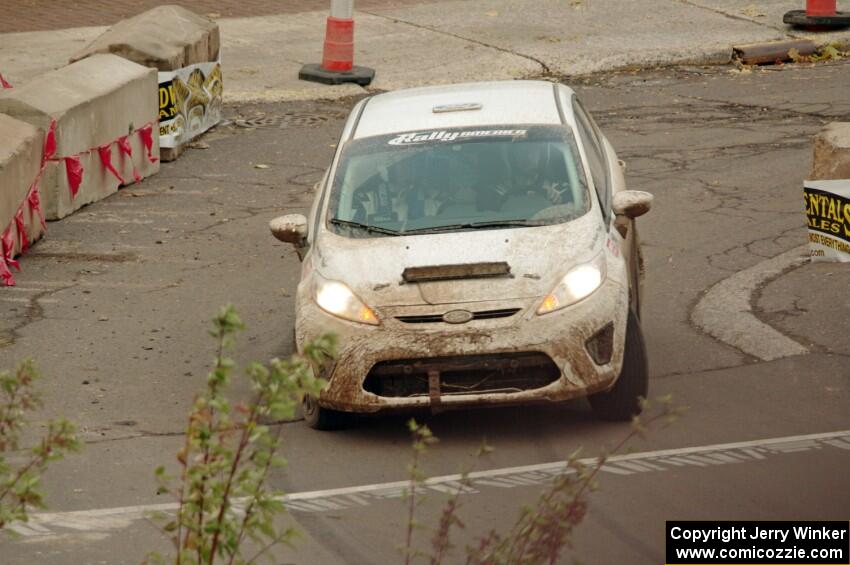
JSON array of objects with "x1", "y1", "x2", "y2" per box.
[
  {"x1": 0, "y1": 359, "x2": 80, "y2": 531},
  {"x1": 148, "y1": 305, "x2": 335, "y2": 564},
  {"x1": 402, "y1": 420, "x2": 440, "y2": 565},
  {"x1": 404, "y1": 396, "x2": 683, "y2": 564}
]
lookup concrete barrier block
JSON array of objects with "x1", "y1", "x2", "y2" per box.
[
  {"x1": 161, "y1": 144, "x2": 184, "y2": 163},
  {"x1": 810, "y1": 122, "x2": 850, "y2": 180},
  {"x1": 71, "y1": 6, "x2": 220, "y2": 163},
  {"x1": 0, "y1": 114, "x2": 45, "y2": 256},
  {"x1": 0, "y1": 54, "x2": 159, "y2": 220},
  {"x1": 70, "y1": 5, "x2": 220, "y2": 71}
]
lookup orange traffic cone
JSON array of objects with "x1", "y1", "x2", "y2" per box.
[
  {"x1": 300, "y1": 0, "x2": 375, "y2": 86},
  {"x1": 784, "y1": 0, "x2": 850, "y2": 28}
]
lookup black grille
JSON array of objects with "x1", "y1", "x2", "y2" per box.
[
  {"x1": 473, "y1": 308, "x2": 521, "y2": 320},
  {"x1": 363, "y1": 352, "x2": 560, "y2": 398},
  {"x1": 396, "y1": 308, "x2": 521, "y2": 324}
]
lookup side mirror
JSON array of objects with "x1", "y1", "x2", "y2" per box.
[
  {"x1": 269, "y1": 214, "x2": 308, "y2": 246},
  {"x1": 612, "y1": 190, "x2": 653, "y2": 219}
]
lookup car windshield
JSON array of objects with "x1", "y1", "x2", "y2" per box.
[{"x1": 327, "y1": 125, "x2": 589, "y2": 237}]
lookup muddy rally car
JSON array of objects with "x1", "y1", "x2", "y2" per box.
[{"x1": 270, "y1": 80, "x2": 653, "y2": 429}]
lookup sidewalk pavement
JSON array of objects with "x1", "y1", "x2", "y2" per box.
[
  {"x1": 0, "y1": 0, "x2": 440, "y2": 33},
  {"x1": 2, "y1": 0, "x2": 850, "y2": 102}
]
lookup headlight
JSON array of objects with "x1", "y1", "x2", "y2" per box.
[
  {"x1": 537, "y1": 252, "x2": 607, "y2": 315},
  {"x1": 313, "y1": 276, "x2": 379, "y2": 325}
]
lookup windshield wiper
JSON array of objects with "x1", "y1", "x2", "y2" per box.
[
  {"x1": 403, "y1": 224, "x2": 468, "y2": 234},
  {"x1": 330, "y1": 218, "x2": 401, "y2": 236},
  {"x1": 402, "y1": 219, "x2": 539, "y2": 235},
  {"x1": 469, "y1": 219, "x2": 541, "y2": 228},
  {"x1": 331, "y1": 218, "x2": 540, "y2": 237}
]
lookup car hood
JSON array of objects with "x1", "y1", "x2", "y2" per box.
[{"x1": 311, "y1": 213, "x2": 606, "y2": 307}]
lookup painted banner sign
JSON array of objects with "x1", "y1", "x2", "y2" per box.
[
  {"x1": 158, "y1": 59, "x2": 222, "y2": 149},
  {"x1": 804, "y1": 179, "x2": 850, "y2": 262}
]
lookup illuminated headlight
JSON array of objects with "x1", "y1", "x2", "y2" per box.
[
  {"x1": 313, "y1": 276, "x2": 379, "y2": 325},
  {"x1": 537, "y1": 252, "x2": 607, "y2": 315}
]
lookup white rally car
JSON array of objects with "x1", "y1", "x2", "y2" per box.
[{"x1": 270, "y1": 80, "x2": 653, "y2": 429}]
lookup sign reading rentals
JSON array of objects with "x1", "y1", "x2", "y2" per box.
[
  {"x1": 804, "y1": 179, "x2": 850, "y2": 262},
  {"x1": 158, "y1": 59, "x2": 222, "y2": 149}
]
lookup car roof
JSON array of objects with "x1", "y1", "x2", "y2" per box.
[{"x1": 353, "y1": 80, "x2": 573, "y2": 139}]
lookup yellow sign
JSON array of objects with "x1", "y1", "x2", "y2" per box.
[{"x1": 804, "y1": 180, "x2": 850, "y2": 262}]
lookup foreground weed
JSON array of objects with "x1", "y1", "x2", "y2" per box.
[
  {"x1": 148, "y1": 306, "x2": 335, "y2": 565},
  {"x1": 404, "y1": 396, "x2": 684, "y2": 564},
  {"x1": 0, "y1": 360, "x2": 80, "y2": 531}
]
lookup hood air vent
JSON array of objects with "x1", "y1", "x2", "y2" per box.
[{"x1": 402, "y1": 262, "x2": 511, "y2": 283}]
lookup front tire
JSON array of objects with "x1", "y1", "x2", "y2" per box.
[
  {"x1": 589, "y1": 310, "x2": 648, "y2": 421},
  {"x1": 302, "y1": 394, "x2": 354, "y2": 430}
]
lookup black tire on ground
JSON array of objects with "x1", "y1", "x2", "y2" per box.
[
  {"x1": 588, "y1": 310, "x2": 649, "y2": 421},
  {"x1": 630, "y1": 228, "x2": 643, "y2": 320},
  {"x1": 302, "y1": 394, "x2": 354, "y2": 430}
]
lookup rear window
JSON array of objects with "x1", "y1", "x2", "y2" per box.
[{"x1": 327, "y1": 125, "x2": 589, "y2": 237}]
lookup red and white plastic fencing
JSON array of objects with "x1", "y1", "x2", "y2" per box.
[
  {"x1": 49, "y1": 122, "x2": 158, "y2": 198},
  {"x1": 0, "y1": 185, "x2": 44, "y2": 286},
  {"x1": 0, "y1": 120, "x2": 158, "y2": 286},
  {"x1": 0, "y1": 125, "x2": 49, "y2": 286}
]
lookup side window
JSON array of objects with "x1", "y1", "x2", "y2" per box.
[
  {"x1": 572, "y1": 100, "x2": 611, "y2": 222},
  {"x1": 313, "y1": 128, "x2": 350, "y2": 242}
]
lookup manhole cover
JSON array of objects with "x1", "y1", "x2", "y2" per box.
[
  {"x1": 232, "y1": 111, "x2": 345, "y2": 129},
  {"x1": 234, "y1": 116, "x2": 280, "y2": 128}
]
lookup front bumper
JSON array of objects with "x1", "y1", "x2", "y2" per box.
[{"x1": 295, "y1": 278, "x2": 629, "y2": 413}]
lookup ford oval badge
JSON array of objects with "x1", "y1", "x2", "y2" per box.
[{"x1": 442, "y1": 309, "x2": 474, "y2": 324}]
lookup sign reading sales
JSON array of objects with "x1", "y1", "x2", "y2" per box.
[{"x1": 804, "y1": 179, "x2": 850, "y2": 262}]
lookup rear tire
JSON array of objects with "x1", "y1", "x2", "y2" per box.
[
  {"x1": 302, "y1": 394, "x2": 354, "y2": 430},
  {"x1": 589, "y1": 310, "x2": 648, "y2": 421}
]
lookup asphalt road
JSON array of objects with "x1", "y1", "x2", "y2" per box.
[{"x1": 0, "y1": 61, "x2": 848, "y2": 564}]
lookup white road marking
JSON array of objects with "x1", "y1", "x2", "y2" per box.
[
  {"x1": 65, "y1": 217, "x2": 154, "y2": 224},
  {"x1": 0, "y1": 297, "x2": 59, "y2": 304},
  {"x1": 692, "y1": 245, "x2": 810, "y2": 361},
  {"x1": 25, "y1": 241, "x2": 153, "y2": 252},
  {"x1": 6, "y1": 280, "x2": 168, "y2": 291},
  {"x1": 7, "y1": 429, "x2": 849, "y2": 539}
]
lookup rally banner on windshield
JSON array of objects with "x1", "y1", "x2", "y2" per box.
[
  {"x1": 804, "y1": 180, "x2": 850, "y2": 262},
  {"x1": 158, "y1": 59, "x2": 222, "y2": 149},
  {"x1": 388, "y1": 129, "x2": 528, "y2": 146}
]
